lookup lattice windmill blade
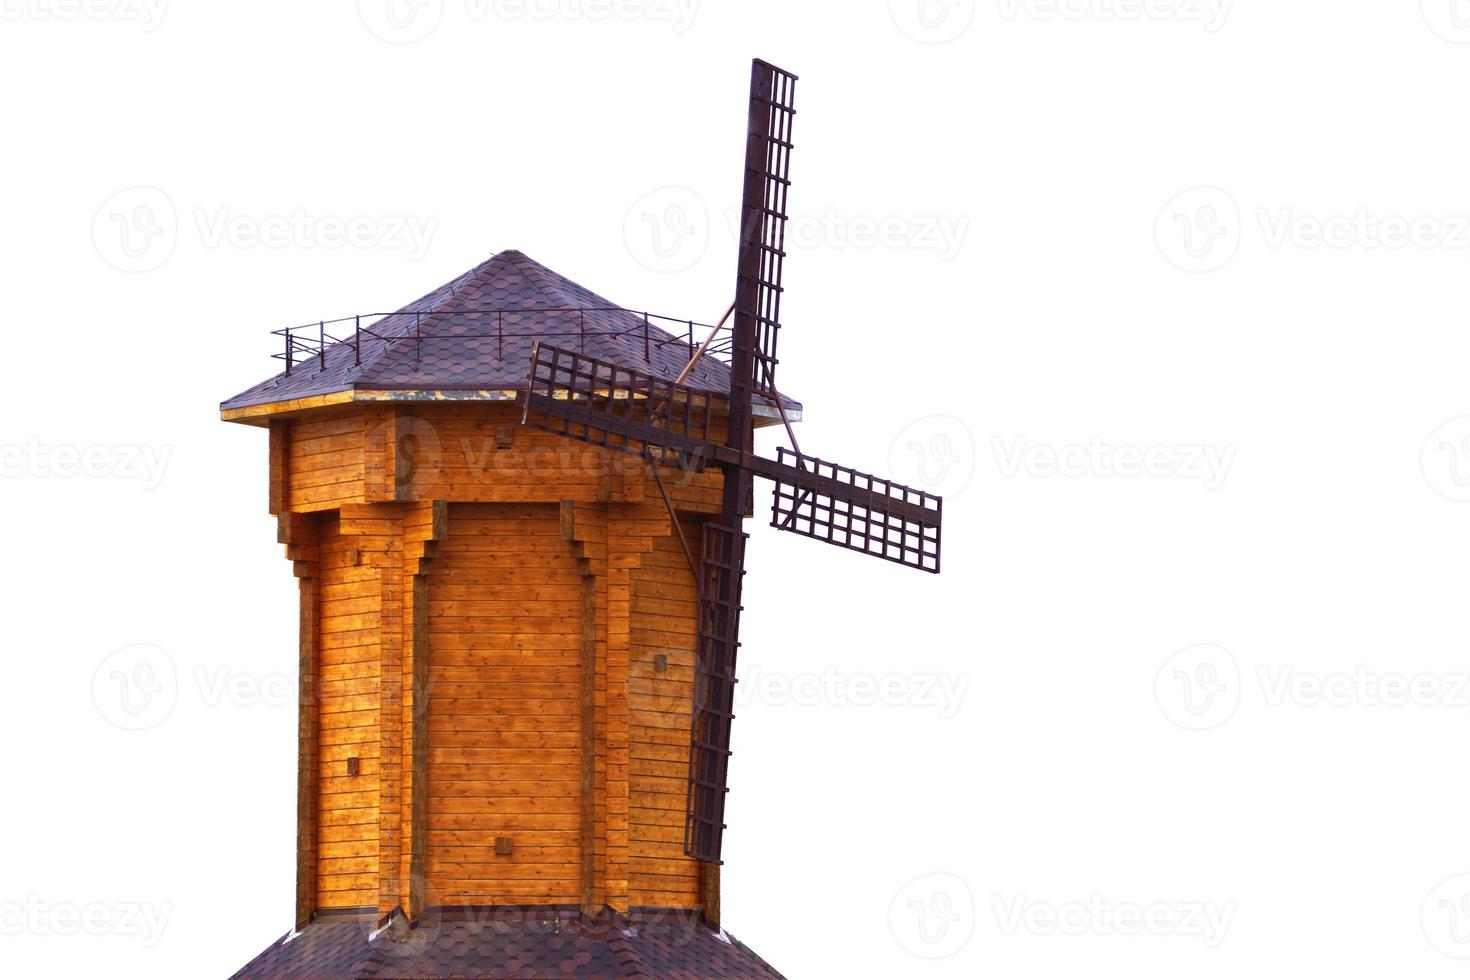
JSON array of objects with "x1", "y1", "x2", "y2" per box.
[
  {"x1": 684, "y1": 523, "x2": 746, "y2": 864},
  {"x1": 514, "y1": 59, "x2": 944, "y2": 870},
  {"x1": 769, "y1": 448, "x2": 943, "y2": 573},
  {"x1": 737, "y1": 60, "x2": 798, "y2": 400},
  {"x1": 520, "y1": 341, "x2": 719, "y2": 472}
]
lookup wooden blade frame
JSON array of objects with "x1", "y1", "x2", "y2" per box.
[
  {"x1": 518, "y1": 59, "x2": 943, "y2": 868},
  {"x1": 770, "y1": 447, "x2": 942, "y2": 573},
  {"x1": 739, "y1": 61, "x2": 797, "y2": 400},
  {"x1": 521, "y1": 341, "x2": 717, "y2": 472}
]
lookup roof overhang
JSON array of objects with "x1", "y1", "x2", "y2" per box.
[{"x1": 220, "y1": 388, "x2": 801, "y2": 427}]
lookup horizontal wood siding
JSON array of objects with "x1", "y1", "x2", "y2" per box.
[
  {"x1": 315, "y1": 513, "x2": 381, "y2": 907},
  {"x1": 290, "y1": 415, "x2": 365, "y2": 512},
  {"x1": 372, "y1": 405, "x2": 725, "y2": 513},
  {"x1": 628, "y1": 517, "x2": 703, "y2": 909},
  {"x1": 426, "y1": 503, "x2": 584, "y2": 904}
]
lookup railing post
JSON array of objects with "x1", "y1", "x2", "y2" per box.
[
  {"x1": 687, "y1": 320, "x2": 694, "y2": 362},
  {"x1": 354, "y1": 314, "x2": 361, "y2": 366},
  {"x1": 284, "y1": 329, "x2": 292, "y2": 376},
  {"x1": 643, "y1": 313, "x2": 650, "y2": 362},
  {"x1": 318, "y1": 321, "x2": 325, "y2": 371}
]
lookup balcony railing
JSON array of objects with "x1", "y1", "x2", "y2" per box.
[{"x1": 271, "y1": 306, "x2": 733, "y2": 377}]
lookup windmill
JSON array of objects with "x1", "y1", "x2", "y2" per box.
[{"x1": 521, "y1": 58, "x2": 945, "y2": 867}]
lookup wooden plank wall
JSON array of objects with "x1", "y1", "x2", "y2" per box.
[
  {"x1": 314, "y1": 512, "x2": 382, "y2": 908},
  {"x1": 383, "y1": 405, "x2": 724, "y2": 513},
  {"x1": 289, "y1": 414, "x2": 366, "y2": 512},
  {"x1": 425, "y1": 503, "x2": 584, "y2": 905},
  {"x1": 627, "y1": 514, "x2": 705, "y2": 910}
]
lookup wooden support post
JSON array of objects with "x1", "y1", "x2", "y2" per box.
[
  {"x1": 404, "y1": 500, "x2": 445, "y2": 921},
  {"x1": 280, "y1": 512, "x2": 320, "y2": 929},
  {"x1": 268, "y1": 420, "x2": 290, "y2": 516}
]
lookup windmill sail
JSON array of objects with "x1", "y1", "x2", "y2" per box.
[{"x1": 738, "y1": 60, "x2": 798, "y2": 400}]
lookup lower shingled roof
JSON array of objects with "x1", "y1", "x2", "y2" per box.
[{"x1": 232, "y1": 907, "x2": 784, "y2": 979}]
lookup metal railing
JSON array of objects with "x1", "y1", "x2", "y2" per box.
[{"x1": 271, "y1": 306, "x2": 733, "y2": 377}]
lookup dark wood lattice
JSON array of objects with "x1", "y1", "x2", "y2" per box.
[
  {"x1": 770, "y1": 448, "x2": 942, "y2": 573},
  {"x1": 521, "y1": 341, "x2": 716, "y2": 471}
]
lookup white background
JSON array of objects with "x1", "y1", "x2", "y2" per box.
[{"x1": 3, "y1": 1, "x2": 1470, "y2": 977}]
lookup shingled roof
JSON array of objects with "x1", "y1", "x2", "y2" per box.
[
  {"x1": 232, "y1": 908, "x2": 784, "y2": 979},
  {"x1": 221, "y1": 250, "x2": 799, "y2": 418}
]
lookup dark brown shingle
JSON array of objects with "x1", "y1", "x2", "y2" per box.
[
  {"x1": 232, "y1": 908, "x2": 784, "y2": 979},
  {"x1": 221, "y1": 251, "x2": 799, "y2": 415}
]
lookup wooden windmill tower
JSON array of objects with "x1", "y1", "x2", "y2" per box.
[{"x1": 224, "y1": 60, "x2": 943, "y2": 978}]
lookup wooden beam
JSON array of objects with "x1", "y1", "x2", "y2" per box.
[{"x1": 268, "y1": 420, "x2": 289, "y2": 516}]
